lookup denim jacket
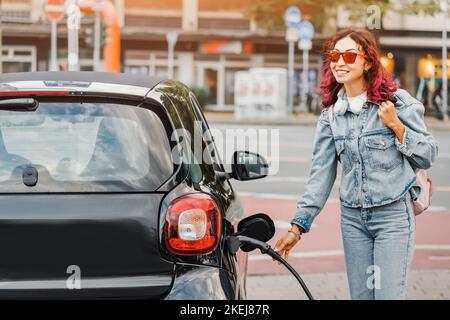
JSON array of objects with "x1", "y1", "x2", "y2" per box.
[{"x1": 291, "y1": 88, "x2": 438, "y2": 233}]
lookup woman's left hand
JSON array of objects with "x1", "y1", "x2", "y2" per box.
[
  {"x1": 378, "y1": 100, "x2": 406, "y2": 143},
  {"x1": 378, "y1": 101, "x2": 400, "y2": 129}
]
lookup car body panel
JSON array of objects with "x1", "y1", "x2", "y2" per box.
[
  {"x1": 0, "y1": 193, "x2": 175, "y2": 298},
  {"x1": 165, "y1": 264, "x2": 235, "y2": 300},
  {"x1": 0, "y1": 72, "x2": 164, "y2": 99}
]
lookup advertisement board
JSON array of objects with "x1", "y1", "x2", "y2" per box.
[{"x1": 234, "y1": 68, "x2": 288, "y2": 119}]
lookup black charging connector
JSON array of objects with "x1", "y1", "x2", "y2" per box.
[{"x1": 226, "y1": 235, "x2": 314, "y2": 300}]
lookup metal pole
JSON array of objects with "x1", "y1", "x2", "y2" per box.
[
  {"x1": 66, "y1": 0, "x2": 80, "y2": 71},
  {"x1": 0, "y1": 4, "x2": 3, "y2": 73},
  {"x1": 50, "y1": 21, "x2": 58, "y2": 71},
  {"x1": 93, "y1": 9, "x2": 101, "y2": 71},
  {"x1": 288, "y1": 41, "x2": 294, "y2": 113},
  {"x1": 442, "y1": 0, "x2": 449, "y2": 122},
  {"x1": 301, "y1": 48, "x2": 309, "y2": 112},
  {"x1": 67, "y1": 27, "x2": 79, "y2": 71},
  {"x1": 168, "y1": 41, "x2": 174, "y2": 79},
  {"x1": 166, "y1": 32, "x2": 178, "y2": 80}
]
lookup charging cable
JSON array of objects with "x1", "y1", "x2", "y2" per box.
[{"x1": 227, "y1": 235, "x2": 314, "y2": 300}]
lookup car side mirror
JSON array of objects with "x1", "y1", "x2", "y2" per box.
[
  {"x1": 231, "y1": 151, "x2": 268, "y2": 181},
  {"x1": 235, "y1": 213, "x2": 275, "y2": 252}
]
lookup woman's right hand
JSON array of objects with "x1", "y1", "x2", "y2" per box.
[{"x1": 273, "y1": 225, "x2": 303, "y2": 260}]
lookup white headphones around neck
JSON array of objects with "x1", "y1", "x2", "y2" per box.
[{"x1": 333, "y1": 87, "x2": 367, "y2": 115}]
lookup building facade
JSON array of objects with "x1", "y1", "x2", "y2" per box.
[
  {"x1": 1, "y1": 0, "x2": 449, "y2": 111},
  {"x1": 336, "y1": 2, "x2": 450, "y2": 110},
  {"x1": 1, "y1": 0, "x2": 327, "y2": 110}
]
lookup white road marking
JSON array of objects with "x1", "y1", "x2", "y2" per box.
[
  {"x1": 237, "y1": 192, "x2": 298, "y2": 200},
  {"x1": 415, "y1": 244, "x2": 450, "y2": 250},
  {"x1": 266, "y1": 156, "x2": 310, "y2": 163},
  {"x1": 428, "y1": 206, "x2": 448, "y2": 212},
  {"x1": 274, "y1": 220, "x2": 319, "y2": 230},
  {"x1": 253, "y1": 176, "x2": 450, "y2": 195},
  {"x1": 429, "y1": 256, "x2": 450, "y2": 261},
  {"x1": 249, "y1": 250, "x2": 344, "y2": 261},
  {"x1": 252, "y1": 176, "x2": 310, "y2": 183},
  {"x1": 248, "y1": 244, "x2": 450, "y2": 261},
  {"x1": 435, "y1": 186, "x2": 450, "y2": 192},
  {"x1": 237, "y1": 192, "x2": 448, "y2": 211},
  {"x1": 237, "y1": 191, "x2": 340, "y2": 204}
]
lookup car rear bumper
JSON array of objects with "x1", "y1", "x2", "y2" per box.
[
  {"x1": 164, "y1": 264, "x2": 237, "y2": 300},
  {"x1": 0, "y1": 266, "x2": 239, "y2": 300},
  {"x1": 0, "y1": 274, "x2": 174, "y2": 299}
]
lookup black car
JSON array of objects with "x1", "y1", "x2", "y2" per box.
[{"x1": 0, "y1": 72, "x2": 271, "y2": 299}]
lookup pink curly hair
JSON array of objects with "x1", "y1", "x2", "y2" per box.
[{"x1": 319, "y1": 28, "x2": 398, "y2": 109}]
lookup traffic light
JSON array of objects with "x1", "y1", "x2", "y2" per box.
[
  {"x1": 84, "y1": 22, "x2": 107, "y2": 49},
  {"x1": 100, "y1": 22, "x2": 107, "y2": 47},
  {"x1": 84, "y1": 27, "x2": 95, "y2": 48}
]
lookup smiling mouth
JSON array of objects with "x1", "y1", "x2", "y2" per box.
[{"x1": 336, "y1": 70, "x2": 349, "y2": 76}]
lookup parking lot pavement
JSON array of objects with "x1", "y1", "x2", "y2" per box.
[
  {"x1": 246, "y1": 269, "x2": 450, "y2": 300},
  {"x1": 241, "y1": 195, "x2": 450, "y2": 274}
]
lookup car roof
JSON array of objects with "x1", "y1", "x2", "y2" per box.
[{"x1": 0, "y1": 72, "x2": 165, "y2": 89}]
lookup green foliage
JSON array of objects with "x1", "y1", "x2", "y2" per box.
[
  {"x1": 244, "y1": 0, "x2": 442, "y2": 32},
  {"x1": 397, "y1": 0, "x2": 442, "y2": 15},
  {"x1": 190, "y1": 87, "x2": 210, "y2": 110}
]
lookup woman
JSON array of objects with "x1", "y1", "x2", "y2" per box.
[{"x1": 274, "y1": 28, "x2": 438, "y2": 300}]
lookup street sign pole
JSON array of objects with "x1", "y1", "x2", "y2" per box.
[
  {"x1": 284, "y1": 6, "x2": 302, "y2": 114},
  {"x1": 302, "y1": 46, "x2": 309, "y2": 112},
  {"x1": 66, "y1": 0, "x2": 81, "y2": 71},
  {"x1": 0, "y1": 4, "x2": 2, "y2": 73},
  {"x1": 298, "y1": 39, "x2": 312, "y2": 113},
  {"x1": 285, "y1": 28, "x2": 300, "y2": 114},
  {"x1": 93, "y1": 7, "x2": 101, "y2": 71},
  {"x1": 50, "y1": 21, "x2": 58, "y2": 71},
  {"x1": 45, "y1": 0, "x2": 65, "y2": 71},
  {"x1": 441, "y1": 0, "x2": 449, "y2": 122},
  {"x1": 288, "y1": 41, "x2": 295, "y2": 113},
  {"x1": 166, "y1": 31, "x2": 178, "y2": 79},
  {"x1": 298, "y1": 21, "x2": 314, "y2": 113}
]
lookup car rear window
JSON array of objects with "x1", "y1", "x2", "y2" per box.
[{"x1": 0, "y1": 101, "x2": 174, "y2": 192}]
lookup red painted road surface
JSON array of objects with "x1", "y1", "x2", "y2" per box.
[{"x1": 240, "y1": 195, "x2": 450, "y2": 275}]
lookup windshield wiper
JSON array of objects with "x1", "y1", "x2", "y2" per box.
[{"x1": 0, "y1": 98, "x2": 39, "y2": 111}]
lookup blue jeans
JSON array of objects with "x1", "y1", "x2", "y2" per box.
[{"x1": 340, "y1": 192, "x2": 416, "y2": 300}]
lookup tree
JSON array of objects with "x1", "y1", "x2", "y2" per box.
[{"x1": 244, "y1": 0, "x2": 443, "y2": 33}]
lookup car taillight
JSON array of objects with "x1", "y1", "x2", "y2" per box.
[{"x1": 164, "y1": 193, "x2": 221, "y2": 255}]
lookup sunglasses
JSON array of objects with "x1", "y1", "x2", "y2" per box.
[{"x1": 327, "y1": 50, "x2": 368, "y2": 64}]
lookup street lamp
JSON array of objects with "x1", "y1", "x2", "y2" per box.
[{"x1": 440, "y1": 0, "x2": 448, "y2": 122}]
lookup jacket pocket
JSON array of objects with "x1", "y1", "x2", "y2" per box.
[
  {"x1": 335, "y1": 139, "x2": 352, "y2": 174},
  {"x1": 365, "y1": 135, "x2": 402, "y2": 171}
]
